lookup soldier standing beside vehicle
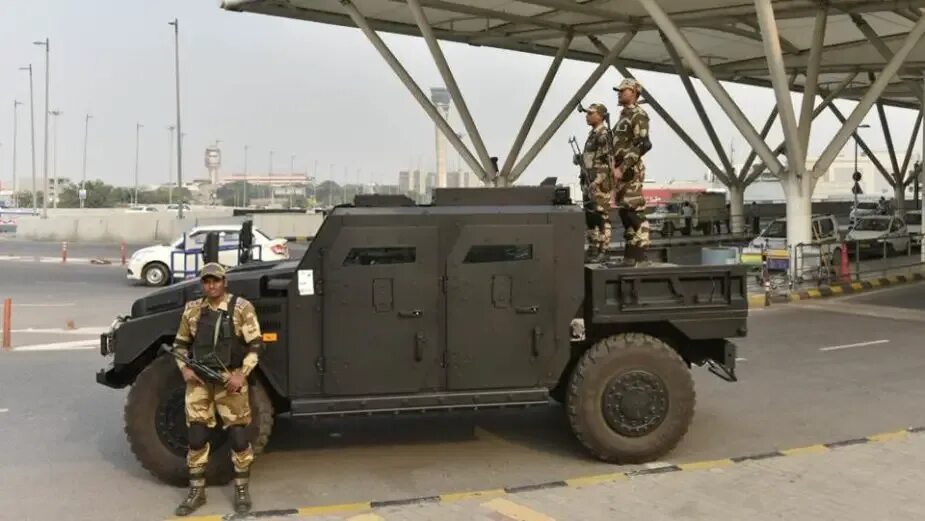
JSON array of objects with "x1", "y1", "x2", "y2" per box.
[
  {"x1": 612, "y1": 79, "x2": 652, "y2": 266},
  {"x1": 172, "y1": 263, "x2": 264, "y2": 516},
  {"x1": 581, "y1": 103, "x2": 615, "y2": 262}
]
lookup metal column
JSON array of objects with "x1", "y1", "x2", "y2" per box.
[
  {"x1": 340, "y1": 0, "x2": 489, "y2": 182},
  {"x1": 508, "y1": 31, "x2": 636, "y2": 183},
  {"x1": 500, "y1": 33, "x2": 573, "y2": 180},
  {"x1": 901, "y1": 112, "x2": 923, "y2": 180},
  {"x1": 637, "y1": 0, "x2": 783, "y2": 175},
  {"x1": 407, "y1": 0, "x2": 495, "y2": 178},
  {"x1": 798, "y1": 7, "x2": 827, "y2": 156},
  {"x1": 815, "y1": 14, "x2": 925, "y2": 176}
]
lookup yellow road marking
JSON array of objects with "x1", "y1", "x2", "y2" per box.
[
  {"x1": 678, "y1": 458, "x2": 735, "y2": 471},
  {"x1": 788, "y1": 293, "x2": 802, "y2": 301},
  {"x1": 565, "y1": 472, "x2": 627, "y2": 487},
  {"x1": 868, "y1": 279, "x2": 881, "y2": 287},
  {"x1": 168, "y1": 516, "x2": 222, "y2": 521},
  {"x1": 806, "y1": 289, "x2": 822, "y2": 298},
  {"x1": 868, "y1": 430, "x2": 909, "y2": 443},
  {"x1": 829, "y1": 286, "x2": 844, "y2": 294},
  {"x1": 441, "y1": 489, "x2": 506, "y2": 503},
  {"x1": 851, "y1": 282, "x2": 863, "y2": 290},
  {"x1": 298, "y1": 502, "x2": 371, "y2": 516},
  {"x1": 346, "y1": 514, "x2": 384, "y2": 521},
  {"x1": 781, "y1": 444, "x2": 829, "y2": 456},
  {"x1": 482, "y1": 498, "x2": 557, "y2": 521},
  {"x1": 748, "y1": 295, "x2": 767, "y2": 307}
]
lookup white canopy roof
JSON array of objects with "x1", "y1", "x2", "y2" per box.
[{"x1": 223, "y1": 0, "x2": 925, "y2": 108}]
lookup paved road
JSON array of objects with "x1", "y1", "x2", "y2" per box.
[{"x1": 0, "y1": 269, "x2": 923, "y2": 520}]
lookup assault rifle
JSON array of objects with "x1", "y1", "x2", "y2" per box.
[{"x1": 161, "y1": 344, "x2": 227, "y2": 384}]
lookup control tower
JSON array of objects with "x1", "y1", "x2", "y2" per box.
[{"x1": 430, "y1": 87, "x2": 450, "y2": 189}]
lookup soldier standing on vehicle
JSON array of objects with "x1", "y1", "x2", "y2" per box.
[
  {"x1": 581, "y1": 103, "x2": 615, "y2": 262},
  {"x1": 612, "y1": 79, "x2": 652, "y2": 266},
  {"x1": 172, "y1": 263, "x2": 264, "y2": 516}
]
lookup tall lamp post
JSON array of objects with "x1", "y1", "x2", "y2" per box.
[
  {"x1": 134, "y1": 123, "x2": 143, "y2": 206},
  {"x1": 80, "y1": 114, "x2": 92, "y2": 208},
  {"x1": 167, "y1": 125, "x2": 175, "y2": 205},
  {"x1": 11, "y1": 100, "x2": 22, "y2": 208},
  {"x1": 19, "y1": 66, "x2": 37, "y2": 214},
  {"x1": 169, "y1": 18, "x2": 184, "y2": 219},
  {"x1": 33, "y1": 38, "x2": 50, "y2": 218},
  {"x1": 49, "y1": 109, "x2": 61, "y2": 208},
  {"x1": 851, "y1": 124, "x2": 871, "y2": 221},
  {"x1": 243, "y1": 144, "x2": 249, "y2": 207}
]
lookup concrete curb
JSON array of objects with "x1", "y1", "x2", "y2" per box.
[
  {"x1": 748, "y1": 272, "x2": 925, "y2": 308},
  {"x1": 169, "y1": 427, "x2": 924, "y2": 521}
]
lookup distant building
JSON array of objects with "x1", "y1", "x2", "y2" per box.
[{"x1": 398, "y1": 171, "x2": 411, "y2": 193}]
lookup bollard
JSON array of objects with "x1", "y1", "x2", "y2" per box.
[
  {"x1": 120, "y1": 241, "x2": 127, "y2": 266},
  {"x1": 839, "y1": 243, "x2": 851, "y2": 283},
  {"x1": 2, "y1": 298, "x2": 11, "y2": 350},
  {"x1": 62, "y1": 241, "x2": 68, "y2": 263}
]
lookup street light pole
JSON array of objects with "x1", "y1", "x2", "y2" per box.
[
  {"x1": 269, "y1": 150, "x2": 275, "y2": 204},
  {"x1": 11, "y1": 101, "x2": 22, "y2": 207},
  {"x1": 167, "y1": 126, "x2": 175, "y2": 205},
  {"x1": 19, "y1": 65, "x2": 37, "y2": 214},
  {"x1": 243, "y1": 145, "x2": 249, "y2": 207},
  {"x1": 80, "y1": 114, "x2": 92, "y2": 208},
  {"x1": 168, "y1": 18, "x2": 184, "y2": 219},
  {"x1": 33, "y1": 38, "x2": 49, "y2": 219},
  {"x1": 49, "y1": 109, "x2": 61, "y2": 208},
  {"x1": 134, "y1": 123, "x2": 143, "y2": 206},
  {"x1": 852, "y1": 124, "x2": 871, "y2": 219}
]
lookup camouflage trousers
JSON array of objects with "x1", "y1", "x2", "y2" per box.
[
  {"x1": 186, "y1": 380, "x2": 253, "y2": 472},
  {"x1": 615, "y1": 165, "x2": 650, "y2": 248},
  {"x1": 584, "y1": 172, "x2": 613, "y2": 252}
]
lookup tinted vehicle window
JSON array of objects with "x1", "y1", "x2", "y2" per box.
[
  {"x1": 854, "y1": 219, "x2": 889, "y2": 231},
  {"x1": 464, "y1": 244, "x2": 533, "y2": 264},
  {"x1": 817, "y1": 218, "x2": 834, "y2": 236},
  {"x1": 343, "y1": 247, "x2": 416, "y2": 266},
  {"x1": 905, "y1": 213, "x2": 921, "y2": 225}
]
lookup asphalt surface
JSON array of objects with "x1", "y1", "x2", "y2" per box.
[{"x1": 0, "y1": 257, "x2": 923, "y2": 520}]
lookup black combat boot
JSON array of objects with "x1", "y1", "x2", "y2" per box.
[
  {"x1": 233, "y1": 471, "x2": 252, "y2": 514},
  {"x1": 619, "y1": 244, "x2": 638, "y2": 267},
  {"x1": 584, "y1": 245, "x2": 600, "y2": 263},
  {"x1": 175, "y1": 471, "x2": 207, "y2": 517},
  {"x1": 635, "y1": 245, "x2": 650, "y2": 266}
]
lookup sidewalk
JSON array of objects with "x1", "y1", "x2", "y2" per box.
[{"x1": 181, "y1": 428, "x2": 925, "y2": 521}]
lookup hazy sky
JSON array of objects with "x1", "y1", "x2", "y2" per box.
[{"x1": 1, "y1": 0, "x2": 921, "y2": 192}]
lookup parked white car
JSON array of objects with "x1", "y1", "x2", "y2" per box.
[
  {"x1": 127, "y1": 225, "x2": 290, "y2": 286},
  {"x1": 845, "y1": 215, "x2": 910, "y2": 256},
  {"x1": 905, "y1": 210, "x2": 921, "y2": 246},
  {"x1": 849, "y1": 201, "x2": 880, "y2": 223},
  {"x1": 126, "y1": 205, "x2": 158, "y2": 213}
]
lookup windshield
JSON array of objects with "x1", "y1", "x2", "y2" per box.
[
  {"x1": 856, "y1": 202, "x2": 878, "y2": 210},
  {"x1": 762, "y1": 221, "x2": 786, "y2": 238},
  {"x1": 905, "y1": 213, "x2": 921, "y2": 225},
  {"x1": 853, "y1": 218, "x2": 889, "y2": 231}
]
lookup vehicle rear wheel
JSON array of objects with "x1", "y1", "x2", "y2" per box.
[
  {"x1": 124, "y1": 355, "x2": 275, "y2": 486},
  {"x1": 566, "y1": 332, "x2": 695, "y2": 463},
  {"x1": 142, "y1": 262, "x2": 170, "y2": 287}
]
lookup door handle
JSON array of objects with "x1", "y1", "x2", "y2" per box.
[
  {"x1": 399, "y1": 309, "x2": 423, "y2": 318},
  {"x1": 414, "y1": 332, "x2": 426, "y2": 362},
  {"x1": 531, "y1": 327, "x2": 542, "y2": 357},
  {"x1": 515, "y1": 305, "x2": 539, "y2": 314}
]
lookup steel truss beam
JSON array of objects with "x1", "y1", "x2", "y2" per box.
[
  {"x1": 826, "y1": 103, "x2": 894, "y2": 186},
  {"x1": 638, "y1": 0, "x2": 784, "y2": 176},
  {"x1": 875, "y1": 98, "x2": 902, "y2": 181},
  {"x1": 755, "y1": 0, "x2": 805, "y2": 177},
  {"x1": 738, "y1": 106, "x2": 779, "y2": 182},
  {"x1": 407, "y1": 0, "x2": 495, "y2": 178},
  {"x1": 849, "y1": 13, "x2": 925, "y2": 102},
  {"x1": 814, "y1": 14, "x2": 925, "y2": 177},
  {"x1": 340, "y1": 0, "x2": 489, "y2": 182},
  {"x1": 661, "y1": 33, "x2": 734, "y2": 177},
  {"x1": 500, "y1": 33, "x2": 573, "y2": 179},
  {"x1": 798, "y1": 7, "x2": 828, "y2": 158},
  {"x1": 585, "y1": 36, "x2": 729, "y2": 185},
  {"x1": 901, "y1": 111, "x2": 923, "y2": 184},
  {"x1": 508, "y1": 30, "x2": 637, "y2": 183}
]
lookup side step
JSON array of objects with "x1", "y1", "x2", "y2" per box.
[{"x1": 290, "y1": 388, "x2": 550, "y2": 417}]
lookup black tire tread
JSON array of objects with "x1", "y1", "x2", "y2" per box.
[{"x1": 566, "y1": 332, "x2": 695, "y2": 464}]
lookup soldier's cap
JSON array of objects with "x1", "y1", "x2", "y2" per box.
[
  {"x1": 586, "y1": 103, "x2": 608, "y2": 116},
  {"x1": 614, "y1": 78, "x2": 642, "y2": 94},
  {"x1": 199, "y1": 262, "x2": 226, "y2": 280}
]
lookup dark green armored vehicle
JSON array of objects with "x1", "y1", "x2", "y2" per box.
[{"x1": 97, "y1": 186, "x2": 747, "y2": 485}]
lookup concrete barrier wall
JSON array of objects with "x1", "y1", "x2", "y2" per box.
[{"x1": 14, "y1": 209, "x2": 323, "y2": 243}]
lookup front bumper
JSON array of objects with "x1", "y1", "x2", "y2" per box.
[{"x1": 97, "y1": 316, "x2": 132, "y2": 389}]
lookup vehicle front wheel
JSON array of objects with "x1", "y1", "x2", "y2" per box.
[
  {"x1": 566, "y1": 332, "x2": 695, "y2": 463},
  {"x1": 124, "y1": 355, "x2": 275, "y2": 486},
  {"x1": 142, "y1": 262, "x2": 171, "y2": 287}
]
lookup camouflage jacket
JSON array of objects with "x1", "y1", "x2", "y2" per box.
[
  {"x1": 174, "y1": 293, "x2": 263, "y2": 376},
  {"x1": 582, "y1": 123, "x2": 613, "y2": 178},
  {"x1": 611, "y1": 104, "x2": 650, "y2": 172}
]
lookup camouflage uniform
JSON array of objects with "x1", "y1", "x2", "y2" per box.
[
  {"x1": 173, "y1": 263, "x2": 263, "y2": 516},
  {"x1": 581, "y1": 103, "x2": 614, "y2": 258},
  {"x1": 612, "y1": 79, "x2": 652, "y2": 262}
]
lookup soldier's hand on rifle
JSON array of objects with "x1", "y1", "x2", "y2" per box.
[
  {"x1": 181, "y1": 366, "x2": 203, "y2": 385},
  {"x1": 225, "y1": 371, "x2": 246, "y2": 393}
]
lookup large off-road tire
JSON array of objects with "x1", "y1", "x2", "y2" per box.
[
  {"x1": 566, "y1": 333, "x2": 695, "y2": 463},
  {"x1": 124, "y1": 355, "x2": 275, "y2": 487}
]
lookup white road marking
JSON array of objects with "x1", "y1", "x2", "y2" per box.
[
  {"x1": 13, "y1": 303, "x2": 76, "y2": 308},
  {"x1": 11, "y1": 327, "x2": 107, "y2": 335},
  {"x1": 820, "y1": 339, "x2": 891, "y2": 352},
  {"x1": 736, "y1": 357, "x2": 748, "y2": 362},
  {"x1": 0, "y1": 409, "x2": 9, "y2": 413},
  {"x1": 12, "y1": 339, "x2": 98, "y2": 352}
]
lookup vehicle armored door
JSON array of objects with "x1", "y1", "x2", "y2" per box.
[
  {"x1": 218, "y1": 230, "x2": 241, "y2": 267},
  {"x1": 446, "y1": 225, "x2": 555, "y2": 390},
  {"x1": 322, "y1": 226, "x2": 441, "y2": 395}
]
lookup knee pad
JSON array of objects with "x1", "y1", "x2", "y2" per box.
[
  {"x1": 228, "y1": 425, "x2": 250, "y2": 452},
  {"x1": 188, "y1": 423, "x2": 210, "y2": 451}
]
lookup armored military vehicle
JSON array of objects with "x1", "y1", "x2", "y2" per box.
[{"x1": 97, "y1": 186, "x2": 748, "y2": 485}]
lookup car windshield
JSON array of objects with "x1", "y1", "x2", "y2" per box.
[
  {"x1": 905, "y1": 213, "x2": 921, "y2": 225},
  {"x1": 763, "y1": 221, "x2": 786, "y2": 238},
  {"x1": 853, "y1": 218, "x2": 889, "y2": 231},
  {"x1": 857, "y1": 202, "x2": 878, "y2": 210}
]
